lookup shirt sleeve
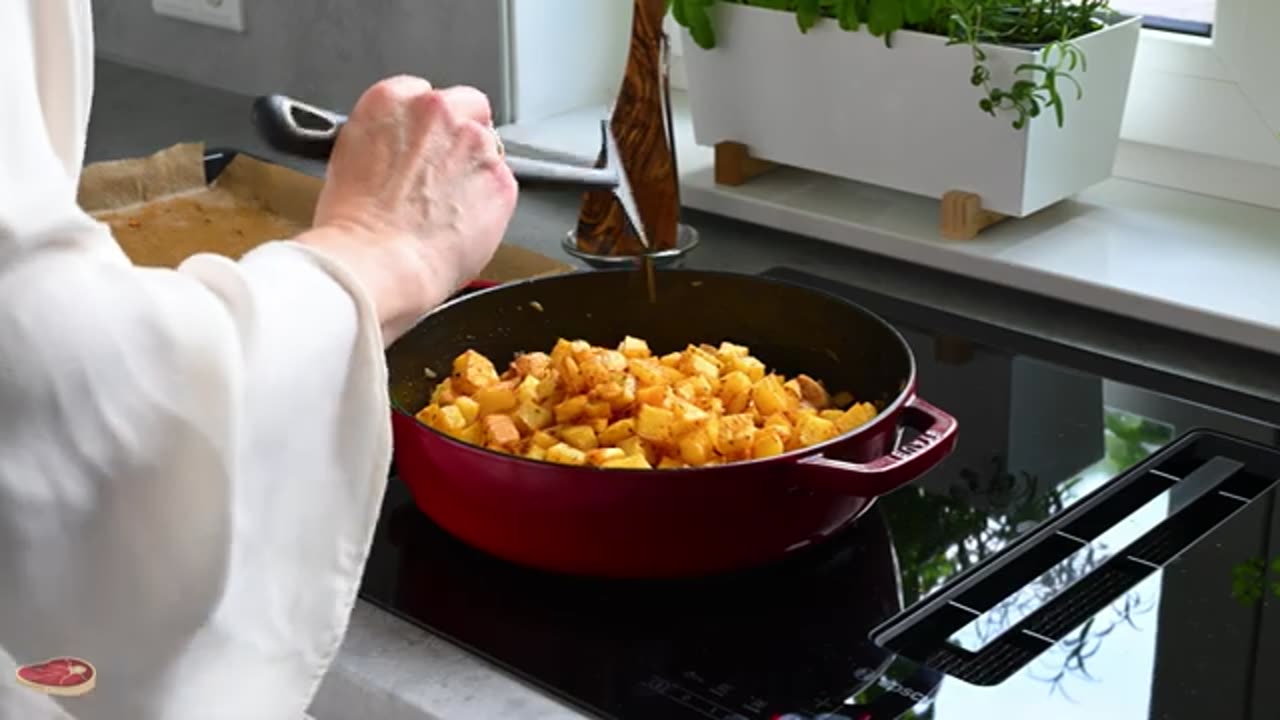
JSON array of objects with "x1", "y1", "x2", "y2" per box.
[{"x1": 0, "y1": 2, "x2": 393, "y2": 718}]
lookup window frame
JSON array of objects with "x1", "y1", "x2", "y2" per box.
[{"x1": 1120, "y1": 0, "x2": 1280, "y2": 167}]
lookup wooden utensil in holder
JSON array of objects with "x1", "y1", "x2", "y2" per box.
[{"x1": 575, "y1": 0, "x2": 680, "y2": 256}]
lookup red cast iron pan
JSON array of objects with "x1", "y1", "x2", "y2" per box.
[{"x1": 386, "y1": 268, "x2": 958, "y2": 579}]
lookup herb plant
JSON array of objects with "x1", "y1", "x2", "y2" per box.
[
  {"x1": 1232, "y1": 556, "x2": 1280, "y2": 606},
  {"x1": 669, "y1": 0, "x2": 1121, "y2": 129}
]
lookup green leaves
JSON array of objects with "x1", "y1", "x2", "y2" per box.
[
  {"x1": 1231, "y1": 556, "x2": 1280, "y2": 606},
  {"x1": 903, "y1": 0, "x2": 936, "y2": 24},
  {"x1": 665, "y1": 0, "x2": 1108, "y2": 128},
  {"x1": 796, "y1": 0, "x2": 822, "y2": 32},
  {"x1": 672, "y1": 0, "x2": 718, "y2": 49},
  {"x1": 833, "y1": 0, "x2": 861, "y2": 30},
  {"x1": 866, "y1": 0, "x2": 904, "y2": 36}
]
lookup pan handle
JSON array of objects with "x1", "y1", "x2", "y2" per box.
[
  {"x1": 251, "y1": 95, "x2": 620, "y2": 192},
  {"x1": 251, "y1": 94, "x2": 346, "y2": 160},
  {"x1": 795, "y1": 396, "x2": 958, "y2": 497},
  {"x1": 505, "y1": 155, "x2": 619, "y2": 192}
]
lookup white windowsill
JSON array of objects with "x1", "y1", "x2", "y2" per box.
[{"x1": 499, "y1": 91, "x2": 1280, "y2": 358}]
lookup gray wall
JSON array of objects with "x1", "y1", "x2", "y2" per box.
[{"x1": 91, "y1": 0, "x2": 509, "y2": 120}]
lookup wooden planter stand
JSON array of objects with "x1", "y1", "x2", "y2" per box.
[{"x1": 713, "y1": 141, "x2": 1012, "y2": 241}]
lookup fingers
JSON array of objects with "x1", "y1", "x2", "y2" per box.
[
  {"x1": 429, "y1": 86, "x2": 502, "y2": 169},
  {"x1": 434, "y1": 86, "x2": 493, "y2": 127},
  {"x1": 354, "y1": 75, "x2": 434, "y2": 117}
]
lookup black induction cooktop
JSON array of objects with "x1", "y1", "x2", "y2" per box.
[{"x1": 358, "y1": 266, "x2": 1280, "y2": 720}]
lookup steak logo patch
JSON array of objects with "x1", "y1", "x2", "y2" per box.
[{"x1": 14, "y1": 656, "x2": 96, "y2": 697}]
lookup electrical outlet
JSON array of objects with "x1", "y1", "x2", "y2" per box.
[{"x1": 152, "y1": 0, "x2": 244, "y2": 32}]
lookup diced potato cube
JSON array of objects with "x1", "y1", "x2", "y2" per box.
[
  {"x1": 619, "y1": 336, "x2": 651, "y2": 359},
  {"x1": 593, "y1": 375, "x2": 637, "y2": 411},
  {"x1": 515, "y1": 375, "x2": 542, "y2": 404},
  {"x1": 836, "y1": 402, "x2": 878, "y2": 433},
  {"x1": 795, "y1": 414, "x2": 839, "y2": 447},
  {"x1": 752, "y1": 376, "x2": 789, "y2": 416},
  {"x1": 636, "y1": 385, "x2": 670, "y2": 408},
  {"x1": 724, "y1": 392, "x2": 750, "y2": 415},
  {"x1": 678, "y1": 430, "x2": 714, "y2": 466},
  {"x1": 680, "y1": 352, "x2": 721, "y2": 384},
  {"x1": 599, "y1": 349, "x2": 628, "y2": 372},
  {"x1": 599, "y1": 418, "x2": 636, "y2": 446},
  {"x1": 671, "y1": 398, "x2": 710, "y2": 436},
  {"x1": 792, "y1": 407, "x2": 818, "y2": 426},
  {"x1": 559, "y1": 425, "x2": 599, "y2": 451},
  {"x1": 795, "y1": 374, "x2": 830, "y2": 409},
  {"x1": 579, "y1": 356, "x2": 613, "y2": 387},
  {"x1": 719, "y1": 371, "x2": 752, "y2": 413},
  {"x1": 692, "y1": 344, "x2": 725, "y2": 367},
  {"x1": 751, "y1": 428, "x2": 786, "y2": 458},
  {"x1": 783, "y1": 379, "x2": 804, "y2": 402},
  {"x1": 554, "y1": 395, "x2": 589, "y2": 423},
  {"x1": 451, "y1": 396, "x2": 479, "y2": 424},
  {"x1": 674, "y1": 375, "x2": 714, "y2": 402},
  {"x1": 636, "y1": 404, "x2": 675, "y2": 444},
  {"x1": 659, "y1": 352, "x2": 683, "y2": 368},
  {"x1": 602, "y1": 454, "x2": 653, "y2": 470},
  {"x1": 659, "y1": 365, "x2": 687, "y2": 385},
  {"x1": 514, "y1": 401, "x2": 553, "y2": 433},
  {"x1": 717, "y1": 341, "x2": 750, "y2": 359},
  {"x1": 583, "y1": 401, "x2": 613, "y2": 421},
  {"x1": 550, "y1": 339, "x2": 575, "y2": 367},
  {"x1": 430, "y1": 378, "x2": 457, "y2": 404},
  {"x1": 511, "y1": 351, "x2": 552, "y2": 379},
  {"x1": 530, "y1": 430, "x2": 559, "y2": 449},
  {"x1": 451, "y1": 350, "x2": 500, "y2": 393},
  {"x1": 535, "y1": 374, "x2": 561, "y2": 402},
  {"x1": 586, "y1": 448, "x2": 627, "y2": 466},
  {"x1": 414, "y1": 402, "x2": 439, "y2": 427},
  {"x1": 730, "y1": 355, "x2": 767, "y2": 382},
  {"x1": 763, "y1": 413, "x2": 794, "y2": 442},
  {"x1": 819, "y1": 409, "x2": 845, "y2": 422},
  {"x1": 657, "y1": 456, "x2": 687, "y2": 469},
  {"x1": 592, "y1": 381, "x2": 622, "y2": 403},
  {"x1": 618, "y1": 436, "x2": 659, "y2": 464},
  {"x1": 545, "y1": 442, "x2": 587, "y2": 466},
  {"x1": 628, "y1": 358, "x2": 667, "y2": 386},
  {"x1": 419, "y1": 403, "x2": 469, "y2": 436},
  {"x1": 559, "y1": 356, "x2": 583, "y2": 394},
  {"x1": 587, "y1": 417, "x2": 609, "y2": 433},
  {"x1": 525, "y1": 445, "x2": 547, "y2": 461},
  {"x1": 715, "y1": 413, "x2": 757, "y2": 458},
  {"x1": 831, "y1": 391, "x2": 855, "y2": 409},
  {"x1": 483, "y1": 414, "x2": 521, "y2": 448},
  {"x1": 719, "y1": 371, "x2": 752, "y2": 401},
  {"x1": 456, "y1": 422, "x2": 484, "y2": 445},
  {"x1": 474, "y1": 381, "x2": 518, "y2": 416}
]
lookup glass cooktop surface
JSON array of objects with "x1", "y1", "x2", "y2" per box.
[{"x1": 359, "y1": 267, "x2": 1280, "y2": 720}]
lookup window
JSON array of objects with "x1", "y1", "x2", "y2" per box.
[
  {"x1": 662, "y1": 0, "x2": 1280, "y2": 208},
  {"x1": 1112, "y1": 0, "x2": 1214, "y2": 33},
  {"x1": 1115, "y1": 0, "x2": 1280, "y2": 206}
]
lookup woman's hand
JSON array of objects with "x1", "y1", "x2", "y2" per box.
[{"x1": 297, "y1": 76, "x2": 517, "y2": 341}]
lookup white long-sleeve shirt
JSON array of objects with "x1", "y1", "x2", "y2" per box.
[{"x1": 0, "y1": 2, "x2": 392, "y2": 718}]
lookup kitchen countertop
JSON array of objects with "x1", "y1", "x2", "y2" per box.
[{"x1": 84, "y1": 59, "x2": 1280, "y2": 720}]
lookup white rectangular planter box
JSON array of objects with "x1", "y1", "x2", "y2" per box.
[{"x1": 682, "y1": 4, "x2": 1141, "y2": 218}]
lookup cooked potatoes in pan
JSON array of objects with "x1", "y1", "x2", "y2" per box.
[{"x1": 416, "y1": 337, "x2": 879, "y2": 469}]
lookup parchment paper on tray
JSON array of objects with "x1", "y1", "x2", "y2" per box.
[
  {"x1": 77, "y1": 142, "x2": 317, "y2": 268},
  {"x1": 77, "y1": 141, "x2": 573, "y2": 282}
]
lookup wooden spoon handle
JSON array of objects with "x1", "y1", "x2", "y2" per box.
[{"x1": 575, "y1": 0, "x2": 679, "y2": 255}]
